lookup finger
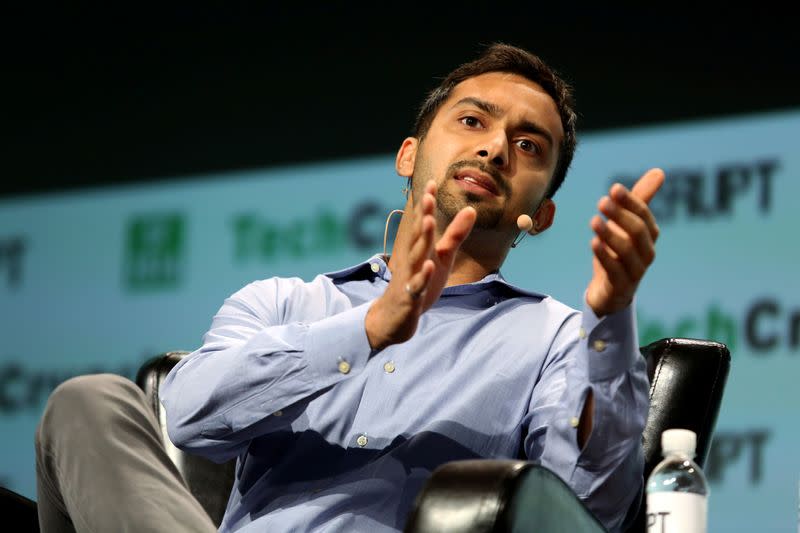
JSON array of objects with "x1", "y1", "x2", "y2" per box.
[
  {"x1": 591, "y1": 235, "x2": 632, "y2": 289},
  {"x1": 591, "y1": 215, "x2": 647, "y2": 282},
  {"x1": 418, "y1": 181, "x2": 436, "y2": 219},
  {"x1": 598, "y1": 195, "x2": 656, "y2": 263},
  {"x1": 405, "y1": 259, "x2": 435, "y2": 302},
  {"x1": 406, "y1": 182, "x2": 436, "y2": 267},
  {"x1": 408, "y1": 211, "x2": 435, "y2": 272},
  {"x1": 608, "y1": 185, "x2": 660, "y2": 242},
  {"x1": 413, "y1": 179, "x2": 436, "y2": 228},
  {"x1": 402, "y1": 181, "x2": 438, "y2": 295},
  {"x1": 424, "y1": 179, "x2": 437, "y2": 200},
  {"x1": 629, "y1": 167, "x2": 665, "y2": 205},
  {"x1": 435, "y1": 206, "x2": 476, "y2": 262}
]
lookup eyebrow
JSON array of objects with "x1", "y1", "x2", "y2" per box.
[{"x1": 450, "y1": 96, "x2": 555, "y2": 148}]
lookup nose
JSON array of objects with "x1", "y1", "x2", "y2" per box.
[{"x1": 476, "y1": 130, "x2": 509, "y2": 169}]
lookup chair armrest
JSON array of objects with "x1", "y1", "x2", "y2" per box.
[{"x1": 403, "y1": 459, "x2": 606, "y2": 533}]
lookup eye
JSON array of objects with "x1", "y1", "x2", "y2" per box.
[
  {"x1": 516, "y1": 139, "x2": 540, "y2": 154},
  {"x1": 459, "y1": 116, "x2": 483, "y2": 128}
]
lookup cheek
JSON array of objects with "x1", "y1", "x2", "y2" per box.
[
  {"x1": 511, "y1": 183, "x2": 547, "y2": 216},
  {"x1": 418, "y1": 133, "x2": 465, "y2": 173},
  {"x1": 511, "y1": 183, "x2": 536, "y2": 204},
  {"x1": 524, "y1": 177, "x2": 551, "y2": 204},
  {"x1": 413, "y1": 151, "x2": 448, "y2": 185}
]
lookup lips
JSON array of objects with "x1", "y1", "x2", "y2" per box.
[{"x1": 453, "y1": 169, "x2": 499, "y2": 196}]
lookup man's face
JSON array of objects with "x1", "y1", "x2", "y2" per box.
[{"x1": 405, "y1": 72, "x2": 563, "y2": 235}]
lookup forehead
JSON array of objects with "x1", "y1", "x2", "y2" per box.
[{"x1": 443, "y1": 72, "x2": 564, "y2": 142}]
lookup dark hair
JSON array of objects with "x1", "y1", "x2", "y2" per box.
[{"x1": 412, "y1": 43, "x2": 577, "y2": 199}]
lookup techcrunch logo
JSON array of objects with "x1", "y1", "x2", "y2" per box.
[
  {"x1": 705, "y1": 428, "x2": 770, "y2": 486},
  {"x1": 639, "y1": 297, "x2": 800, "y2": 354},
  {"x1": 613, "y1": 157, "x2": 780, "y2": 223},
  {"x1": 232, "y1": 200, "x2": 398, "y2": 262},
  {"x1": 123, "y1": 212, "x2": 186, "y2": 291}
]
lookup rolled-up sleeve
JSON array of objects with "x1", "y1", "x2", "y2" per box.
[{"x1": 524, "y1": 300, "x2": 650, "y2": 532}]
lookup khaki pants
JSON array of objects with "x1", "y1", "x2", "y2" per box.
[{"x1": 35, "y1": 373, "x2": 217, "y2": 533}]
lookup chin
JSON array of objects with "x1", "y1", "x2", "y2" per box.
[
  {"x1": 461, "y1": 194, "x2": 501, "y2": 229},
  {"x1": 438, "y1": 190, "x2": 501, "y2": 228}
]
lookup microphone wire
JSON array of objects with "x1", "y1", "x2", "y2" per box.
[{"x1": 383, "y1": 209, "x2": 405, "y2": 259}]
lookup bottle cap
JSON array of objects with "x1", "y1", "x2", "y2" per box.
[{"x1": 661, "y1": 428, "x2": 697, "y2": 455}]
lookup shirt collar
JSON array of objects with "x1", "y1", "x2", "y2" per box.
[{"x1": 324, "y1": 254, "x2": 546, "y2": 299}]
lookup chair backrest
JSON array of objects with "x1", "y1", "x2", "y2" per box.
[
  {"x1": 626, "y1": 337, "x2": 730, "y2": 531},
  {"x1": 135, "y1": 351, "x2": 236, "y2": 527},
  {"x1": 137, "y1": 337, "x2": 731, "y2": 532}
]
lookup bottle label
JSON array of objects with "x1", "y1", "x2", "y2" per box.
[{"x1": 647, "y1": 492, "x2": 707, "y2": 533}]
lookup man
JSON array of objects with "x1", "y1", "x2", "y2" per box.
[{"x1": 35, "y1": 43, "x2": 663, "y2": 532}]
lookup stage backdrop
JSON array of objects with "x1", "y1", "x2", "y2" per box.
[{"x1": 1, "y1": 109, "x2": 798, "y2": 532}]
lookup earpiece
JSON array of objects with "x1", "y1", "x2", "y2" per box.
[{"x1": 402, "y1": 177, "x2": 412, "y2": 200}]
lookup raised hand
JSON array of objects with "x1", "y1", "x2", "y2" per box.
[
  {"x1": 585, "y1": 168, "x2": 665, "y2": 317},
  {"x1": 365, "y1": 180, "x2": 476, "y2": 350}
]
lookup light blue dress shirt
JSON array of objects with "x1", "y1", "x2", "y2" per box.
[{"x1": 160, "y1": 254, "x2": 649, "y2": 532}]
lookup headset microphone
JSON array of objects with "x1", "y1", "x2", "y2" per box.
[
  {"x1": 511, "y1": 214, "x2": 538, "y2": 248},
  {"x1": 516, "y1": 214, "x2": 533, "y2": 233}
]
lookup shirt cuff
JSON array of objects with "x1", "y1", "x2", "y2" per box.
[
  {"x1": 305, "y1": 301, "x2": 373, "y2": 385},
  {"x1": 581, "y1": 297, "x2": 640, "y2": 382}
]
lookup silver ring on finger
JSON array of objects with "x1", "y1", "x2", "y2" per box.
[{"x1": 404, "y1": 282, "x2": 423, "y2": 301}]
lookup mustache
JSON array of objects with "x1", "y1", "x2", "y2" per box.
[{"x1": 446, "y1": 160, "x2": 508, "y2": 196}]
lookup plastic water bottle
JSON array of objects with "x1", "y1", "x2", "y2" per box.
[{"x1": 646, "y1": 428, "x2": 708, "y2": 533}]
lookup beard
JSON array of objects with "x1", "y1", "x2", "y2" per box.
[
  {"x1": 436, "y1": 184, "x2": 503, "y2": 230},
  {"x1": 413, "y1": 157, "x2": 506, "y2": 230}
]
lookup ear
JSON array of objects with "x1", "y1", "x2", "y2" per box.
[
  {"x1": 395, "y1": 137, "x2": 418, "y2": 177},
  {"x1": 531, "y1": 198, "x2": 556, "y2": 234}
]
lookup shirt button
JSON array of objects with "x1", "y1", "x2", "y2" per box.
[
  {"x1": 272, "y1": 410, "x2": 283, "y2": 417},
  {"x1": 592, "y1": 339, "x2": 607, "y2": 352},
  {"x1": 356, "y1": 434, "x2": 368, "y2": 447},
  {"x1": 570, "y1": 416, "x2": 580, "y2": 428},
  {"x1": 579, "y1": 327, "x2": 587, "y2": 339},
  {"x1": 383, "y1": 361, "x2": 396, "y2": 373},
  {"x1": 338, "y1": 361, "x2": 351, "y2": 374},
  {"x1": 370, "y1": 262, "x2": 380, "y2": 273}
]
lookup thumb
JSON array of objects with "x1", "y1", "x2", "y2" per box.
[
  {"x1": 436, "y1": 206, "x2": 476, "y2": 255},
  {"x1": 631, "y1": 168, "x2": 665, "y2": 205}
]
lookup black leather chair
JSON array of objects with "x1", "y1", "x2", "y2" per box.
[{"x1": 403, "y1": 337, "x2": 731, "y2": 533}]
